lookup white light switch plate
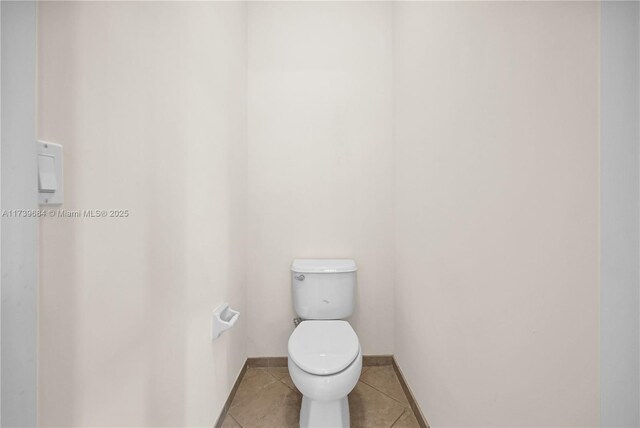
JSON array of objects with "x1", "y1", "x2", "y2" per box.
[{"x1": 38, "y1": 140, "x2": 63, "y2": 205}]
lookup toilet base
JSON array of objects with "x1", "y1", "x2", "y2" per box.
[{"x1": 300, "y1": 395, "x2": 350, "y2": 428}]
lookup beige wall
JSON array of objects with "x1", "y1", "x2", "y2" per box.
[
  {"x1": 393, "y1": 2, "x2": 599, "y2": 426},
  {"x1": 37, "y1": 2, "x2": 247, "y2": 426},
  {"x1": 246, "y1": 1, "x2": 395, "y2": 356},
  {"x1": 37, "y1": 1, "x2": 601, "y2": 426}
]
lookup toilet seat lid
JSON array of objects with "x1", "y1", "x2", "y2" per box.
[{"x1": 288, "y1": 320, "x2": 360, "y2": 376}]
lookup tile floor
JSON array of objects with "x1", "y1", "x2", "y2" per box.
[{"x1": 221, "y1": 365, "x2": 421, "y2": 428}]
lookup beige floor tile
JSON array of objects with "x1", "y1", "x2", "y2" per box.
[
  {"x1": 220, "y1": 414, "x2": 242, "y2": 428},
  {"x1": 230, "y1": 368, "x2": 277, "y2": 411},
  {"x1": 359, "y1": 366, "x2": 370, "y2": 380},
  {"x1": 230, "y1": 379, "x2": 301, "y2": 428},
  {"x1": 279, "y1": 374, "x2": 300, "y2": 394},
  {"x1": 360, "y1": 366, "x2": 410, "y2": 405},
  {"x1": 349, "y1": 381, "x2": 406, "y2": 428},
  {"x1": 267, "y1": 367, "x2": 289, "y2": 380},
  {"x1": 226, "y1": 364, "x2": 420, "y2": 428},
  {"x1": 391, "y1": 410, "x2": 421, "y2": 428}
]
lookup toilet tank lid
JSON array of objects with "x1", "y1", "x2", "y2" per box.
[{"x1": 291, "y1": 259, "x2": 357, "y2": 273}]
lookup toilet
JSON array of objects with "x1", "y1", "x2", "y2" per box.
[{"x1": 287, "y1": 259, "x2": 362, "y2": 428}]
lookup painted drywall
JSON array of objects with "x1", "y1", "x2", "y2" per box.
[
  {"x1": 1, "y1": 1, "x2": 38, "y2": 426},
  {"x1": 37, "y1": 2, "x2": 247, "y2": 426},
  {"x1": 393, "y1": 2, "x2": 599, "y2": 426},
  {"x1": 601, "y1": 2, "x2": 640, "y2": 426},
  {"x1": 36, "y1": 2, "x2": 613, "y2": 426},
  {"x1": 246, "y1": 1, "x2": 395, "y2": 357}
]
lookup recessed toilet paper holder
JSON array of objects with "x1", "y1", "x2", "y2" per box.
[{"x1": 212, "y1": 303, "x2": 240, "y2": 340}]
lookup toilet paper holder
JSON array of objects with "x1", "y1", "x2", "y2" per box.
[{"x1": 212, "y1": 303, "x2": 240, "y2": 340}]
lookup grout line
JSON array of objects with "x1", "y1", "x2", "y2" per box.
[
  {"x1": 359, "y1": 378, "x2": 411, "y2": 408},
  {"x1": 262, "y1": 368, "x2": 280, "y2": 387},
  {"x1": 264, "y1": 367, "x2": 299, "y2": 395},
  {"x1": 389, "y1": 409, "x2": 407, "y2": 428},
  {"x1": 263, "y1": 367, "x2": 278, "y2": 379},
  {"x1": 269, "y1": 368, "x2": 300, "y2": 395},
  {"x1": 260, "y1": 366, "x2": 298, "y2": 394},
  {"x1": 228, "y1": 413, "x2": 243, "y2": 428},
  {"x1": 229, "y1": 368, "x2": 278, "y2": 411},
  {"x1": 265, "y1": 367, "x2": 289, "y2": 383},
  {"x1": 278, "y1": 377, "x2": 300, "y2": 395}
]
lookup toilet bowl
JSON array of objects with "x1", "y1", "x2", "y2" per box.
[{"x1": 288, "y1": 320, "x2": 362, "y2": 428}]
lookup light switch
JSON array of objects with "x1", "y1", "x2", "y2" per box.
[
  {"x1": 38, "y1": 140, "x2": 63, "y2": 205},
  {"x1": 38, "y1": 154, "x2": 57, "y2": 193}
]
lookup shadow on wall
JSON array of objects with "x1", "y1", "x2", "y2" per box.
[{"x1": 37, "y1": 2, "x2": 247, "y2": 426}]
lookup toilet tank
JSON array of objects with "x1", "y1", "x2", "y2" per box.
[{"x1": 291, "y1": 259, "x2": 357, "y2": 320}]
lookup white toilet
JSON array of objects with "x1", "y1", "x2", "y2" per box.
[{"x1": 287, "y1": 259, "x2": 362, "y2": 428}]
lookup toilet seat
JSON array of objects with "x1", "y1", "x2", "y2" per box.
[{"x1": 288, "y1": 320, "x2": 360, "y2": 376}]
